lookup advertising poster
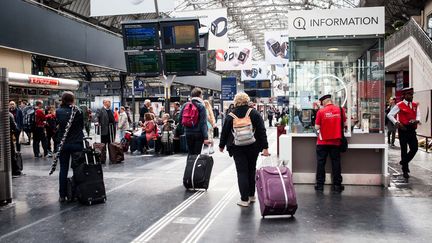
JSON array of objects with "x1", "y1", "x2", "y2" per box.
[
  {"x1": 175, "y1": 8, "x2": 229, "y2": 50},
  {"x1": 241, "y1": 62, "x2": 270, "y2": 81},
  {"x1": 264, "y1": 31, "x2": 289, "y2": 65},
  {"x1": 216, "y1": 42, "x2": 253, "y2": 71},
  {"x1": 91, "y1": 0, "x2": 175, "y2": 17}
]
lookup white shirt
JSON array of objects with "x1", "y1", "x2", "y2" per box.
[{"x1": 387, "y1": 100, "x2": 421, "y2": 125}]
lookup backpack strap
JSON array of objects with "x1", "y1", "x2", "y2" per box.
[
  {"x1": 245, "y1": 108, "x2": 253, "y2": 117},
  {"x1": 228, "y1": 112, "x2": 238, "y2": 119}
]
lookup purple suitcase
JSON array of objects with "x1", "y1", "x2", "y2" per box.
[{"x1": 256, "y1": 166, "x2": 298, "y2": 217}]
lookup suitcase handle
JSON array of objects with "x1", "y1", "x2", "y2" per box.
[{"x1": 201, "y1": 144, "x2": 212, "y2": 155}]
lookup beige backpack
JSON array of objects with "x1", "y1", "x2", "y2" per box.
[{"x1": 229, "y1": 108, "x2": 256, "y2": 146}]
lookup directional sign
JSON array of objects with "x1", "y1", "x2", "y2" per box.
[{"x1": 221, "y1": 77, "x2": 236, "y2": 101}]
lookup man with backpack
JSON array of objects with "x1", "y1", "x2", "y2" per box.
[
  {"x1": 22, "y1": 101, "x2": 34, "y2": 145},
  {"x1": 33, "y1": 100, "x2": 49, "y2": 158},
  {"x1": 180, "y1": 88, "x2": 210, "y2": 155}
]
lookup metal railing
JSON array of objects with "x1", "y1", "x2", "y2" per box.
[{"x1": 385, "y1": 18, "x2": 432, "y2": 61}]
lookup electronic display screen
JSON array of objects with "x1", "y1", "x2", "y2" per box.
[
  {"x1": 126, "y1": 51, "x2": 162, "y2": 76},
  {"x1": 257, "y1": 90, "x2": 271, "y2": 97},
  {"x1": 244, "y1": 81, "x2": 258, "y2": 89},
  {"x1": 258, "y1": 80, "x2": 271, "y2": 89},
  {"x1": 163, "y1": 50, "x2": 200, "y2": 76},
  {"x1": 161, "y1": 21, "x2": 199, "y2": 49},
  {"x1": 123, "y1": 24, "x2": 159, "y2": 50}
]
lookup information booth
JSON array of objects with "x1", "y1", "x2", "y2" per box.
[{"x1": 279, "y1": 7, "x2": 389, "y2": 187}]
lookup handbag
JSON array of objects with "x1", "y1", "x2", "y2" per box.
[
  {"x1": 339, "y1": 107, "x2": 348, "y2": 153},
  {"x1": 19, "y1": 132, "x2": 29, "y2": 144}
]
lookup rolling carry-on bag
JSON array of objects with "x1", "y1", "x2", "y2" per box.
[
  {"x1": 93, "y1": 143, "x2": 106, "y2": 163},
  {"x1": 256, "y1": 162, "x2": 298, "y2": 217},
  {"x1": 108, "y1": 125, "x2": 124, "y2": 163},
  {"x1": 69, "y1": 138, "x2": 107, "y2": 205},
  {"x1": 183, "y1": 145, "x2": 214, "y2": 190}
]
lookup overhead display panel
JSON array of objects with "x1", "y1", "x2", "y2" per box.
[
  {"x1": 125, "y1": 51, "x2": 162, "y2": 77},
  {"x1": 91, "y1": 0, "x2": 175, "y2": 17},
  {"x1": 264, "y1": 31, "x2": 289, "y2": 65},
  {"x1": 163, "y1": 50, "x2": 201, "y2": 76},
  {"x1": 160, "y1": 20, "x2": 200, "y2": 49},
  {"x1": 241, "y1": 62, "x2": 270, "y2": 81},
  {"x1": 122, "y1": 22, "x2": 159, "y2": 50},
  {"x1": 216, "y1": 42, "x2": 253, "y2": 71},
  {"x1": 287, "y1": 7, "x2": 385, "y2": 37},
  {"x1": 175, "y1": 8, "x2": 229, "y2": 50}
]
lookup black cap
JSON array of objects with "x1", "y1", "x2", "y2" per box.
[
  {"x1": 401, "y1": 87, "x2": 413, "y2": 93},
  {"x1": 319, "y1": 94, "x2": 332, "y2": 102}
]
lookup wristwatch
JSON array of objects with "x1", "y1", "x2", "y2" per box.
[
  {"x1": 211, "y1": 17, "x2": 228, "y2": 37},
  {"x1": 266, "y1": 39, "x2": 281, "y2": 57},
  {"x1": 237, "y1": 48, "x2": 250, "y2": 64},
  {"x1": 216, "y1": 49, "x2": 228, "y2": 62},
  {"x1": 229, "y1": 52, "x2": 236, "y2": 61}
]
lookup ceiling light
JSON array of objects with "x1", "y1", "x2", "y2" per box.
[{"x1": 328, "y1": 48, "x2": 339, "y2": 51}]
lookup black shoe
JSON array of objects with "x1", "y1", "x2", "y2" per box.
[
  {"x1": 35, "y1": 154, "x2": 42, "y2": 158},
  {"x1": 59, "y1": 197, "x2": 66, "y2": 203},
  {"x1": 12, "y1": 171, "x2": 22, "y2": 176},
  {"x1": 403, "y1": 171, "x2": 410, "y2": 179},
  {"x1": 314, "y1": 184, "x2": 324, "y2": 191},
  {"x1": 332, "y1": 185, "x2": 345, "y2": 193}
]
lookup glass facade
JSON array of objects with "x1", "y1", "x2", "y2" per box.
[{"x1": 287, "y1": 37, "x2": 385, "y2": 134}]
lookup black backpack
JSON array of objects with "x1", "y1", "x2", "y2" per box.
[{"x1": 22, "y1": 106, "x2": 35, "y2": 132}]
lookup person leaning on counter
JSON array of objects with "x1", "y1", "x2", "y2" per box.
[
  {"x1": 314, "y1": 94, "x2": 347, "y2": 193},
  {"x1": 387, "y1": 87, "x2": 421, "y2": 180}
]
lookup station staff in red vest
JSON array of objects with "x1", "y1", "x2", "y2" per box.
[
  {"x1": 314, "y1": 94, "x2": 346, "y2": 193},
  {"x1": 387, "y1": 87, "x2": 421, "y2": 179}
]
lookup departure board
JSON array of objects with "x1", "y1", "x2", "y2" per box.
[
  {"x1": 163, "y1": 51, "x2": 200, "y2": 76},
  {"x1": 161, "y1": 21, "x2": 199, "y2": 49},
  {"x1": 126, "y1": 51, "x2": 161, "y2": 76},
  {"x1": 123, "y1": 24, "x2": 159, "y2": 50}
]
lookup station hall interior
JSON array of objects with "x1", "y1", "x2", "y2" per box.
[{"x1": 1, "y1": 0, "x2": 432, "y2": 242}]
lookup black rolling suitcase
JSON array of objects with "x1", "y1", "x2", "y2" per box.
[
  {"x1": 183, "y1": 145, "x2": 214, "y2": 190},
  {"x1": 69, "y1": 138, "x2": 107, "y2": 205}
]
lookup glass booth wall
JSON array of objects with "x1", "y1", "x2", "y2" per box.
[{"x1": 287, "y1": 37, "x2": 384, "y2": 134}]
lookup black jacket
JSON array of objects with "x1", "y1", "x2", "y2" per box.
[
  {"x1": 219, "y1": 105, "x2": 268, "y2": 155},
  {"x1": 56, "y1": 105, "x2": 84, "y2": 145}
]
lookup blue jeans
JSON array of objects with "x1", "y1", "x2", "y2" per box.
[
  {"x1": 137, "y1": 134, "x2": 148, "y2": 153},
  {"x1": 119, "y1": 130, "x2": 125, "y2": 141},
  {"x1": 59, "y1": 143, "x2": 83, "y2": 198}
]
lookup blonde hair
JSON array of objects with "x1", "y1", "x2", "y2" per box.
[
  {"x1": 204, "y1": 100, "x2": 215, "y2": 126},
  {"x1": 233, "y1": 92, "x2": 250, "y2": 107}
]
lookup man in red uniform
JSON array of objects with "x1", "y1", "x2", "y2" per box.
[
  {"x1": 314, "y1": 94, "x2": 346, "y2": 193},
  {"x1": 33, "y1": 100, "x2": 49, "y2": 158},
  {"x1": 387, "y1": 87, "x2": 421, "y2": 179}
]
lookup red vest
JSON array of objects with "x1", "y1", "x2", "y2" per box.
[
  {"x1": 316, "y1": 104, "x2": 345, "y2": 145},
  {"x1": 397, "y1": 101, "x2": 417, "y2": 128}
]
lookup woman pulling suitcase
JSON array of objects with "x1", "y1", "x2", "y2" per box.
[{"x1": 219, "y1": 92, "x2": 270, "y2": 207}]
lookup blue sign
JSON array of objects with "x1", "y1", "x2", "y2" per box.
[
  {"x1": 221, "y1": 77, "x2": 237, "y2": 101},
  {"x1": 134, "y1": 80, "x2": 144, "y2": 92}
]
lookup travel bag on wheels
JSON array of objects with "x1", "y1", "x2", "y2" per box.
[
  {"x1": 256, "y1": 160, "x2": 298, "y2": 218},
  {"x1": 69, "y1": 138, "x2": 107, "y2": 205},
  {"x1": 93, "y1": 143, "x2": 106, "y2": 163},
  {"x1": 108, "y1": 125, "x2": 124, "y2": 164},
  {"x1": 183, "y1": 145, "x2": 214, "y2": 190}
]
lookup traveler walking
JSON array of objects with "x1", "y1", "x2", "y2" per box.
[
  {"x1": 55, "y1": 92, "x2": 84, "y2": 202},
  {"x1": 219, "y1": 92, "x2": 269, "y2": 207},
  {"x1": 97, "y1": 99, "x2": 115, "y2": 160},
  {"x1": 45, "y1": 106, "x2": 57, "y2": 157},
  {"x1": 9, "y1": 101, "x2": 23, "y2": 152},
  {"x1": 314, "y1": 94, "x2": 346, "y2": 193},
  {"x1": 180, "y1": 88, "x2": 210, "y2": 155},
  {"x1": 267, "y1": 107, "x2": 274, "y2": 127},
  {"x1": 385, "y1": 97, "x2": 397, "y2": 146},
  {"x1": 139, "y1": 99, "x2": 151, "y2": 122},
  {"x1": 33, "y1": 100, "x2": 49, "y2": 158},
  {"x1": 387, "y1": 88, "x2": 421, "y2": 179},
  {"x1": 118, "y1": 106, "x2": 130, "y2": 140}
]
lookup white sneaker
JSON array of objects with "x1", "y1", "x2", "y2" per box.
[
  {"x1": 236, "y1": 200, "x2": 249, "y2": 207},
  {"x1": 248, "y1": 196, "x2": 256, "y2": 203}
]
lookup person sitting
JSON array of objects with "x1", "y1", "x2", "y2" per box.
[{"x1": 135, "y1": 113, "x2": 158, "y2": 154}]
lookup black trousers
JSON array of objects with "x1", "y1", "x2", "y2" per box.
[
  {"x1": 387, "y1": 130, "x2": 396, "y2": 145},
  {"x1": 232, "y1": 147, "x2": 259, "y2": 201},
  {"x1": 398, "y1": 129, "x2": 418, "y2": 172},
  {"x1": 15, "y1": 130, "x2": 21, "y2": 152},
  {"x1": 186, "y1": 133, "x2": 204, "y2": 155},
  {"x1": 33, "y1": 127, "x2": 48, "y2": 157},
  {"x1": 316, "y1": 145, "x2": 342, "y2": 186},
  {"x1": 46, "y1": 131, "x2": 56, "y2": 153},
  {"x1": 268, "y1": 116, "x2": 273, "y2": 127}
]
